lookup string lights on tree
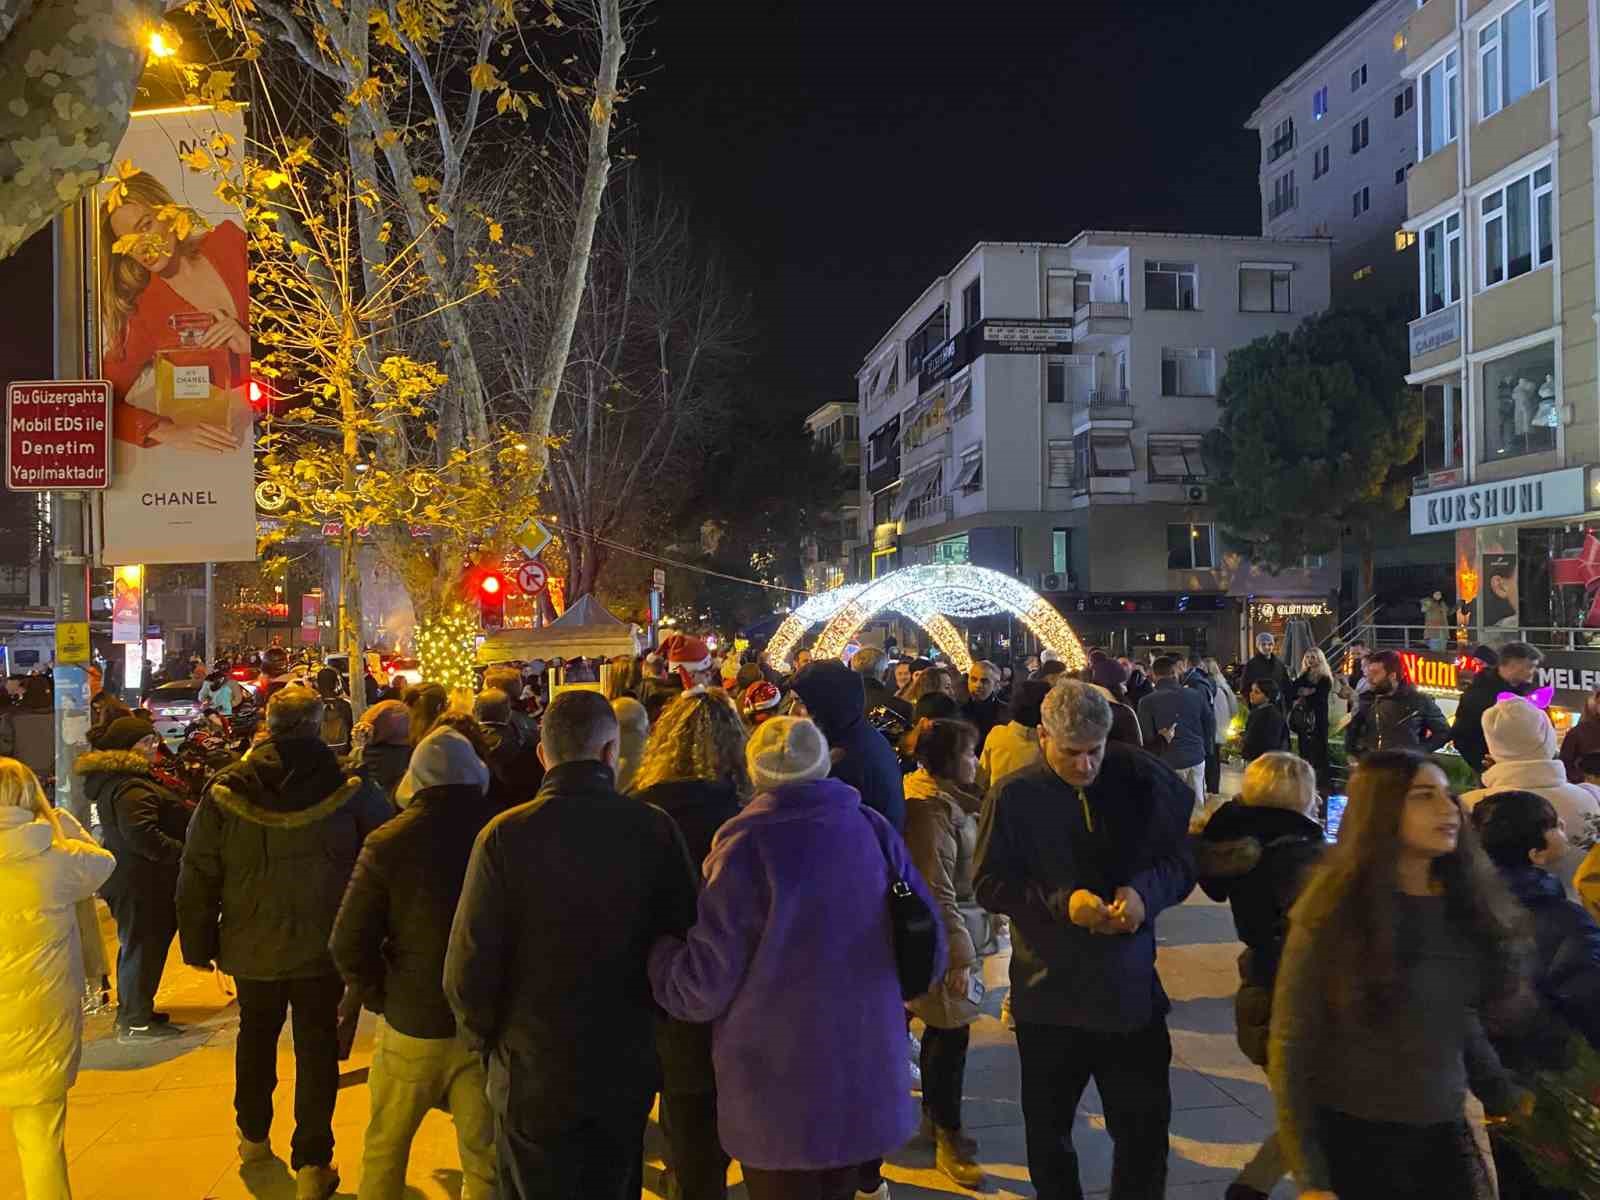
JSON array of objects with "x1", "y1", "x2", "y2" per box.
[{"x1": 415, "y1": 606, "x2": 479, "y2": 696}]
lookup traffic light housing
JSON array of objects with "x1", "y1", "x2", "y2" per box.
[{"x1": 476, "y1": 571, "x2": 505, "y2": 628}]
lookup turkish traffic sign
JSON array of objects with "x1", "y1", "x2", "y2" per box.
[
  {"x1": 517, "y1": 518, "x2": 553, "y2": 560},
  {"x1": 5, "y1": 380, "x2": 112, "y2": 491},
  {"x1": 517, "y1": 560, "x2": 549, "y2": 595}
]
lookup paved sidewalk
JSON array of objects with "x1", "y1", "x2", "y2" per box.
[{"x1": 0, "y1": 887, "x2": 1299, "y2": 1200}]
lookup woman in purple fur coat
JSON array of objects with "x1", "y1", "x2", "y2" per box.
[{"x1": 648, "y1": 716, "x2": 945, "y2": 1200}]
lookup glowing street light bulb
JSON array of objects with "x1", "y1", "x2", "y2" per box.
[{"x1": 147, "y1": 28, "x2": 177, "y2": 58}]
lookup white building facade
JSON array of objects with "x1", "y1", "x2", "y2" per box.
[
  {"x1": 855, "y1": 235, "x2": 1331, "y2": 660},
  {"x1": 1250, "y1": 0, "x2": 1419, "y2": 306}
]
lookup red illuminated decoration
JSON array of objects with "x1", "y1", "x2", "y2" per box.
[
  {"x1": 1398, "y1": 650, "x2": 1466, "y2": 692},
  {"x1": 1551, "y1": 531, "x2": 1600, "y2": 627}
]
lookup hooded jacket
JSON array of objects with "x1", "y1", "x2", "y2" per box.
[
  {"x1": 1452, "y1": 668, "x2": 1533, "y2": 773},
  {"x1": 480, "y1": 719, "x2": 544, "y2": 810},
  {"x1": 329, "y1": 782, "x2": 500, "y2": 1039},
  {"x1": 973, "y1": 744, "x2": 1196, "y2": 1030},
  {"x1": 647, "y1": 777, "x2": 943, "y2": 1170},
  {"x1": 790, "y1": 660, "x2": 905, "y2": 831},
  {"x1": 75, "y1": 749, "x2": 189, "y2": 903},
  {"x1": 176, "y1": 736, "x2": 391, "y2": 981},
  {"x1": 1489, "y1": 863, "x2": 1600, "y2": 1071},
  {"x1": 1459, "y1": 701, "x2": 1600, "y2": 891},
  {"x1": 0, "y1": 807, "x2": 114, "y2": 1107}
]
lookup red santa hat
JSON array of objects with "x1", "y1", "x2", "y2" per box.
[
  {"x1": 663, "y1": 633, "x2": 713, "y2": 685},
  {"x1": 741, "y1": 680, "x2": 783, "y2": 724}
]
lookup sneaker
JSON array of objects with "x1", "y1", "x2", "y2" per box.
[
  {"x1": 918, "y1": 1111, "x2": 978, "y2": 1156},
  {"x1": 294, "y1": 1164, "x2": 339, "y2": 1200},
  {"x1": 855, "y1": 1187, "x2": 889, "y2": 1200},
  {"x1": 237, "y1": 1128, "x2": 272, "y2": 1164},
  {"x1": 117, "y1": 1023, "x2": 183, "y2": 1044},
  {"x1": 935, "y1": 1125, "x2": 985, "y2": 1187}
]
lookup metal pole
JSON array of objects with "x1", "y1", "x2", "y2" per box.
[
  {"x1": 51, "y1": 199, "x2": 93, "y2": 824},
  {"x1": 205, "y1": 561, "x2": 216, "y2": 666}
]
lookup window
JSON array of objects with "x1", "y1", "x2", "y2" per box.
[
  {"x1": 1422, "y1": 382, "x2": 1464, "y2": 470},
  {"x1": 1144, "y1": 260, "x2": 1197, "y2": 310},
  {"x1": 1240, "y1": 266, "x2": 1292, "y2": 313},
  {"x1": 1087, "y1": 434, "x2": 1135, "y2": 474},
  {"x1": 1419, "y1": 50, "x2": 1459, "y2": 156},
  {"x1": 1482, "y1": 342, "x2": 1557, "y2": 460},
  {"x1": 1046, "y1": 360, "x2": 1067, "y2": 404},
  {"x1": 950, "y1": 374, "x2": 973, "y2": 421},
  {"x1": 1269, "y1": 170, "x2": 1296, "y2": 218},
  {"x1": 962, "y1": 279, "x2": 981, "y2": 329},
  {"x1": 904, "y1": 307, "x2": 947, "y2": 378},
  {"x1": 1395, "y1": 228, "x2": 1418, "y2": 251},
  {"x1": 1353, "y1": 264, "x2": 1375, "y2": 281},
  {"x1": 1394, "y1": 85, "x2": 1414, "y2": 117},
  {"x1": 1351, "y1": 63, "x2": 1368, "y2": 91},
  {"x1": 1268, "y1": 117, "x2": 1296, "y2": 161},
  {"x1": 872, "y1": 488, "x2": 894, "y2": 526},
  {"x1": 1420, "y1": 212, "x2": 1461, "y2": 313},
  {"x1": 1313, "y1": 85, "x2": 1329, "y2": 120},
  {"x1": 884, "y1": 359, "x2": 898, "y2": 394},
  {"x1": 1480, "y1": 0, "x2": 1552, "y2": 120},
  {"x1": 1047, "y1": 440, "x2": 1075, "y2": 488},
  {"x1": 1167, "y1": 523, "x2": 1215, "y2": 570},
  {"x1": 1481, "y1": 163, "x2": 1553, "y2": 287},
  {"x1": 1352, "y1": 186, "x2": 1371, "y2": 217},
  {"x1": 955, "y1": 445, "x2": 983, "y2": 493},
  {"x1": 1350, "y1": 117, "x2": 1369, "y2": 154},
  {"x1": 1052, "y1": 529, "x2": 1071, "y2": 576},
  {"x1": 1396, "y1": 163, "x2": 1413, "y2": 185},
  {"x1": 1161, "y1": 348, "x2": 1216, "y2": 397},
  {"x1": 1312, "y1": 145, "x2": 1330, "y2": 178},
  {"x1": 1147, "y1": 437, "x2": 1208, "y2": 483},
  {"x1": 1115, "y1": 263, "x2": 1126, "y2": 301},
  {"x1": 1046, "y1": 270, "x2": 1073, "y2": 318}
]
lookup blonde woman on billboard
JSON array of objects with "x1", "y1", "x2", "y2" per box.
[{"x1": 99, "y1": 169, "x2": 246, "y2": 455}]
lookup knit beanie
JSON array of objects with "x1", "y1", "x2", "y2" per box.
[
  {"x1": 95, "y1": 716, "x2": 156, "y2": 752},
  {"x1": 1091, "y1": 657, "x2": 1130, "y2": 691},
  {"x1": 1481, "y1": 697, "x2": 1558, "y2": 764},
  {"x1": 401, "y1": 727, "x2": 489, "y2": 795},
  {"x1": 747, "y1": 716, "x2": 831, "y2": 791}
]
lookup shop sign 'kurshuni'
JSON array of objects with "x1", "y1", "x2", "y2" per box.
[{"x1": 1409, "y1": 466, "x2": 1589, "y2": 534}]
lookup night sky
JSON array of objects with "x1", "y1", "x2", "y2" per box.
[{"x1": 627, "y1": 0, "x2": 1376, "y2": 413}]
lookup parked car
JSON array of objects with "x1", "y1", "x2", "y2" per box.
[{"x1": 145, "y1": 681, "x2": 206, "y2": 744}]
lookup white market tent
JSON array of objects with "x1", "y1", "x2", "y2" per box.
[{"x1": 475, "y1": 593, "x2": 638, "y2": 664}]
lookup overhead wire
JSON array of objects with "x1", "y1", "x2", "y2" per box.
[{"x1": 543, "y1": 519, "x2": 812, "y2": 597}]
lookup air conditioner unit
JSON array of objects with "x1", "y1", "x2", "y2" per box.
[
  {"x1": 1185, "y1": 484, "x2": 1209, "y2": 504},
  {"x1": 1039, "y1": 572, "x2": 1068, "y2": 592}
]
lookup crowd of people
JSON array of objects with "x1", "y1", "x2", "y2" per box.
[{"x1": 0, "y1": 626, "x2": 1598, "y2": 1200}]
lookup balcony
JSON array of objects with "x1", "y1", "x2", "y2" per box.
[
  {"x1": 1267, "y1": 188, "x2": 1298, "y2": 221},
  {"x1": 1265, "y1": 129, "x2": 1296, "y2": 164},
  {"x1": 1409, "y1": 301, "x2": 1461, "y2": 366},
  {"x1": 1073, "y1": 387, "x2": 1134, "y2": 432},
  {"x1": 1071, "y1": 475, "x2": 1135, "y2": 504},
  {"x1": 903, "y1": 496, "x2": 955, "y2": 532},
  {"x1": 901, "y1": 426, "x2": 951, "y2": 468},
  {"x1": 1073, "y1": 300, "x2": 1131, "y2": 342}
]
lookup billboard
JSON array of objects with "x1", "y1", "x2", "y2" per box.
[{"x1": 97, "y1": 106, "x2": 256, "y2": 565}]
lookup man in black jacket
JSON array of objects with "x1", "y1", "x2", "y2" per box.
[
  {"x1": 1450, "y1": 641, "x2": 1541, "y2": 774},
  {"x1": 1242, "y1": 679, "x2": 1291, "y2": 761},
  {"x1": 474, "y1": 687, "x2": 543, "y2": 808},
  {"x1": 76, "y1": 716, "x2": 190, "y2": 1042},
  {"x1": 177, "y1": 687, "x2": 391, "y2": 1200},
  {"x1": 330, "y1": 726, "x2": 498, "y2": 1199},
  {"x1": 791, "y1": 659, "x2": 906, "y2": 830},
  {"x1": 1135, "y1": 656, "x2": 1215, "y2": 814},
  {"x1": 444, "y1": 690, "x2": 698, "y2": 1198},
  {"x1": 851, "y1": 646, "x2": 912, "y2": 725},
  {"x1": 1344, "y1": 649, "x2": 1451, "y2": 760},
  {"x1": 975, "y1": 680, "x2": 1196, "y2": 1200},
  {"x1": 1240, "y1": 634, "x2": 1293, "y2": 713}
]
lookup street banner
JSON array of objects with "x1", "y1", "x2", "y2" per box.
[
  {"x1": 5, "y1": 381, "x2": 112, "y2": 490},
  {"x1": 97, "y1": 105, "x2": 256, "y2": 565},
  {"x1": 300, "y1": 592, "x2": 322, "y2": 645},
  {"x1": 111, "y1": 564, "x2": 141, "y2": 644}
]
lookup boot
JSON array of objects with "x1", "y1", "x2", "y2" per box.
[
  {"x1": 935, "y1": 1125, "x2": 984, "y2": 1187},
  {"x1": 294, "y1": 1164, "x2": 339, "y2": 1200}
]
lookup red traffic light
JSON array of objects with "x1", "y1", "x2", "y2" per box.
[{"x1": 479, "y1": 574, "x2": 503, "y2": 597}]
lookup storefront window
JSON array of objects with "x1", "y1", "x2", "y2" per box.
[
  {"x1": 1422, "y1": 381, "x2": 1463, "y2": 470},
  {"x1": 932, "y1": 535, "x2": 969, "y2": 565},
  {"x1": 1482, "y1": 344, "x2": 1557, "y2": 462}
]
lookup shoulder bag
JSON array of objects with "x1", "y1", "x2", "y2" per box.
[{"x1": 861, "y1": 810, "x2": 940, "y2": 1000}]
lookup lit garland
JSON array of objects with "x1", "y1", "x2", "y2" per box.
[
  {"x1": 415, "y1": 607, "x2": 478, "y2": 694},
  {"x1": 772, "y1": 565, "x2": 1087, "y2": 672}
]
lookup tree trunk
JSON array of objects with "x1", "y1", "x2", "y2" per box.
[{"x1": 341, "y1": 532, "x2": 367, "y2": 717}]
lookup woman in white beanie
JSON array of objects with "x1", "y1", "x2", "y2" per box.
[
  {"x1": 648, "y1": 717, "x2": 945, "y2": 1200},
  {"x1": 1460, "y1": 697, "x2": 1600, "y2": 892}
]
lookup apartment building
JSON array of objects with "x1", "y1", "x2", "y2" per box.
[
  {"x1": 855, "y1": 235, "x2": 1331, "y2": 659},
  {"x1": 1400, "y1": 0, "x2": 1600, "y2": 638},
  {"x1": 1250, "y1": 0, "x2": 1419, "y2": 305},
  {"x1": 801, "y1": 400, "x2": 860, "y2": 593}
]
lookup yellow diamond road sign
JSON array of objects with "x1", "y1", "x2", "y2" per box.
[{"x1": 517, "y1": 519, "x2": 552, "y2": 561}]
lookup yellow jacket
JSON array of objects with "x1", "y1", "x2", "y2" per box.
[
  {"x1": 0, "y1": 806, "x2": 115, "y2": 1106},
  {"x1": 1578, "y1": 841, "x2": 1600, "y2": 925}
]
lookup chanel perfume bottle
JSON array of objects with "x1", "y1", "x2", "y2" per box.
[{"x1": 154, "y1": 312, "x2": 238, "y2": 428}]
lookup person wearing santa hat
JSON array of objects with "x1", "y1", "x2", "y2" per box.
[{"x1": 741, "y1": 681, "x2": 783, "y2": 730}]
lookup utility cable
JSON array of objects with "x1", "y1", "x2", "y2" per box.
[{"x1": 543, "y1": 518, "x2": 813, "y2": 597}]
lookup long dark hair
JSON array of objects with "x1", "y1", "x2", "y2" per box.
[{"x1": 1290, "y1": 748, "x2": 1528, "y2": 1023}]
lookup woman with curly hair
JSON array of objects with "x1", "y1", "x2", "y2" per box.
[
  {"x1": 629, "y1": 688, "x2": 748, "y2": 1199},
  {"x1": 1269, "y1": 748, "x2": 1531, "y2": 1200}
]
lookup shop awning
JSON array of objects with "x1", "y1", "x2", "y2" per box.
[{"x1": 891, "y1": 462, "x2": 943, "y2": 518}]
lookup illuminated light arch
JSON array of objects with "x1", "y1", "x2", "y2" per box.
[
  {"x1": 765, "y1": 582, "x2": 977, "y2": 673},
  {"x1": 810, "y1": 565, "x2": 1087, "y2": 672}
]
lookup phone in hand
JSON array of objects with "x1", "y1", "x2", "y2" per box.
[
  {"x1": 966, "y1": 971, "x2": 986, "y2": 1007},
  {"x1": 1323, "y1": 794, "x2": 1347, "y2": 844}
]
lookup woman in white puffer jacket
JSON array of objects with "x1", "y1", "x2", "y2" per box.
[
  {"x1": 0, "y1": 757, "x2": 115, "y2": 1199},
  {"x1": 1460, "y1": 697, "x2": 1600, "y2": 893}
]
